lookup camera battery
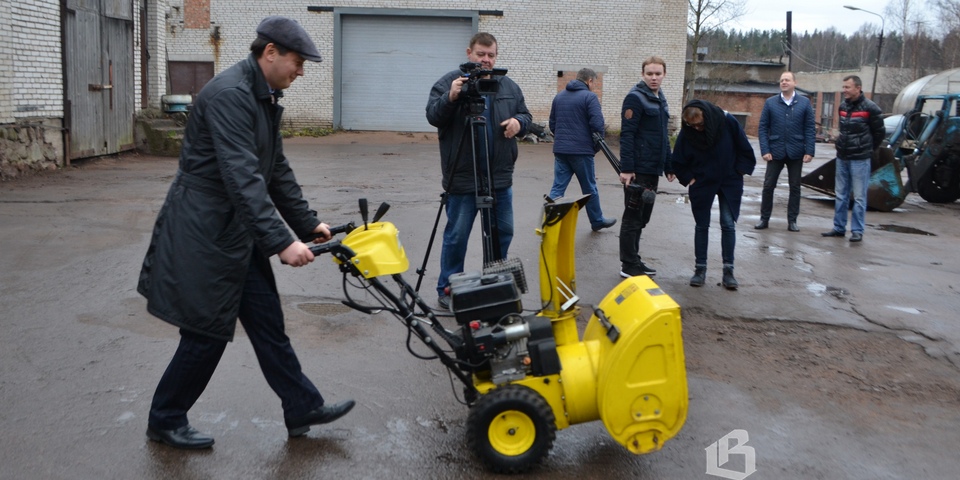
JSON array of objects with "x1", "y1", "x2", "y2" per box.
[{"x1": 448, "y1": 272, "x2": 522, "y2": 325}]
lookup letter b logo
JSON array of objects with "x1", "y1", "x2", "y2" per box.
[{"x1": 706, "y1": 429, "x2": 756, "y2": 479}]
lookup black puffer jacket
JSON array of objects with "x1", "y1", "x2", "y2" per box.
[
  {"x1": 137, "y1": 55, "x2": 320, "y2": 341},
  {"x1": 835, "y1": 94, "x2": 884, "y2": 160},
  {"x1": 425, "y1": 70, "x2": 532, "y2": 194}
]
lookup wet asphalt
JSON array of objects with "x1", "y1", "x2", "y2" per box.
[{"x1": 0, "y1": 131, "x2": 958, "y2": 479}]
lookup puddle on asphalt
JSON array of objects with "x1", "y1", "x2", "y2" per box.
[
  {"x1": 807, "y1": 283, "x2": 848, "y2": 298},
  {"x1": 886, "y1": 305, "x2": 922, "y2": 315},
  {"x1": 762, "y1": 245, "x2": 786, "y2": 257},
  {"x1": 875, "y1": 224, "x2": 936, "y2": 236}
]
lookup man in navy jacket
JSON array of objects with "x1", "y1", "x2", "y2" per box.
[
  {"x1": 756, "y1": 71, "x2": 816, "y2": 232},
  {"x1": 547, "y1": 68, "x2": 615, "y2": 231},
  {"x1": 618, "y1": 57, "x2": 675, "y2": 278}
]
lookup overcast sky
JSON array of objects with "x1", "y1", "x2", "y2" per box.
[{"x1": 732, "y1": 1, "x2": 889, "y2": 36}]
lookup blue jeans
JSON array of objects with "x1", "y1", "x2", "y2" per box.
[
  {"x1": 548, "y1": 153, "x2": 605, "y2": 227},
  {"x1": 149, "y1": 254, "x2": 324, "y2": 430},
  {"x1": 694, "y1": 192, "x2": 736, "y2": 267},
  {"x1": 437, "y1": 187, "x2": 514, "y2": 296},
  {"x1": 832, "y1": 158, "x2": 870, "y2": 234}
]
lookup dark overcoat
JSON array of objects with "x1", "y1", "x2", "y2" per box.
[{"x1": 137, "y1": 55, "x2": 320, "y2": 341}]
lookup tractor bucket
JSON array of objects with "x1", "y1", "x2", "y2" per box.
[
  {"x1": 580, "y1": 276, "x2": 688, "y2": 454},
  {"x1": 800, "y1": 147, "x2": 907, "y2": 211}
]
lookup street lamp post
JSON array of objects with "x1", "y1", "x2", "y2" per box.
[{"x1": 844, "y1": 5, "x2": 885, "y2": 97}]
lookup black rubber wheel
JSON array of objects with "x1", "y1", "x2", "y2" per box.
[
  {"x1": 916, "y1": 160, "x2": 960, "y2": 203},
  {"x1": 466, "y1": 385, "x2": 556, "y2": 473}
]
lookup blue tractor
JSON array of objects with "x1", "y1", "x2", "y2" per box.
[{"x1": 802, "y1": 93, "x2": 960, "y2": 210}]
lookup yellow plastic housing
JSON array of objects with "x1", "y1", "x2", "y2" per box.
[
  {"x1": 335, "y1": 222, "x2": 409, "y2": 278},
  {"x1": 582, "y1": 276, "x2": 688, "y2": 454}
]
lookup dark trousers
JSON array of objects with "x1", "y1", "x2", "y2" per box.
[
  {"x1": 759, "y1": 158, "x2": 802, "y2": 222},
  {"x1": 619, "y1": 174, "x2": 659, "y2": 267},
  {"x1": 148, "y1": 256, "x2": 324, "y2": 430}
]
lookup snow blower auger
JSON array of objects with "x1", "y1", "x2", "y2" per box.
[{"x1": 310, "y1": 197, "x2": 688, "y2": 473}]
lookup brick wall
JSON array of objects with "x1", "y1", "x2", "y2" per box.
[
  {"x1": 184, "y1": 0, "x2": 210, "y2": 29},
  {"x1": 556, "y1": 70, "x2": 606, "y2": 109},
  {"x1": 1, "y1": 0, "x2": 63, "y2": 122},
  {"x1": 1, "y1": 0, "x2": 64, "y2": 179},
  {"x1": 163, "y1": 0, "x2": 688, "y2": 131},
  {"x1": 699, "y1": 92, "x2": 769, "y2": 137}
]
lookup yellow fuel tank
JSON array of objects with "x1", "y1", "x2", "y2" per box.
[{"x1": 336, "y1": 222, "x2": 409, "y2": 278}]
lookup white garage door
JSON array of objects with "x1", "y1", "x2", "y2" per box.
[{"x1": 340, "y1": 15, "x2": 473, "y2": 131}]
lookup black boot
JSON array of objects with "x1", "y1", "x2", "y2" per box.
[
  {"x1": 722, "y1": 265, "x2": 738, "y2": 290},
  {"x1": 689, "y1": 266, "x2": 706, "y2": 287}
]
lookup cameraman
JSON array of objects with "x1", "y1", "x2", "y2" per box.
[{"x1": 425, "y1": 32, "x2": 532, "y2": 310}]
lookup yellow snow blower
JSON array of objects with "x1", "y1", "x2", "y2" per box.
[{"x1": 311, "y1": 196, "x2": 688, "y2": 473}]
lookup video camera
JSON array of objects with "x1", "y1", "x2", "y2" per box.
[{"x1": 459, "y1": 62, "x2": 507, "y2": 104}]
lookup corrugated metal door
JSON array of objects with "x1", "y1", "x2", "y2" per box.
[
  {"x1": 339, "y1": 15, "x2": 472, "y2": 131},
  {"x1": 65, "y1": 0, "x2": 135, "y2": 159}
]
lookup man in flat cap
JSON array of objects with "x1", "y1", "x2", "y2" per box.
[{"x1": 139, "y1": 16, "x2": 353, "y2": 450}]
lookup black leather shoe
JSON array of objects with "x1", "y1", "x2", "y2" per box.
[
  {"x1": 788, "y1": 221, "x2": 799, "y2": 232},
  {"x1": 754, "y1": 219, "x2": 769, "y2": 230},
  {"x1": 821, "y1": 229, "x2": 844, "y2": 237},
  {"x1": 592, "y1": 218, "x2": 617, "y2": 231},
  {"x1": 146, "y1": 425, "x2": 214, "y2": 449},
  {"x1": 850, "y1": 232, "x2": 863, "y2": 242},
  {"x1": 286, "y1": 400, "x2": 356, "y2": 437}
]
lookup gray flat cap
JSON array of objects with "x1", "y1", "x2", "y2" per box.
[{"x1": 256, "y1": 16, "x2": 322, "y2": 62}]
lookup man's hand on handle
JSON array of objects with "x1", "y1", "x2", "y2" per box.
[{"x1": 280, "y1": 223, "x2": 331, "y2": 267}]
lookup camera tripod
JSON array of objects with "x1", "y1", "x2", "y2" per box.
[{"x1": 414, "y1": 92, "x2": 505, "y2": 293}]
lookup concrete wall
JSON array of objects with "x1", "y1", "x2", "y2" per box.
[{"x1": 163, "y1": 0, "x2": 689, "y2": 131}]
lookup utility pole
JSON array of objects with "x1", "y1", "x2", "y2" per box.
[
  {"x1": 786, "y1": 11, "x2": 793, "y2": 71},
  {"x1": 912, "y1": 20, "x2": 926, "y2": 81}
]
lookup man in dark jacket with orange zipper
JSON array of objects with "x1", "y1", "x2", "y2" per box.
[
  {"x1": 618, "y1": 56, "x2": 674, "y2": 278},
  {"x1": 138, "y1": 17, "x2": 354, "y2": 450}
]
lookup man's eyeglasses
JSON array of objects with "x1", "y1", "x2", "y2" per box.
[{"x1": 685, "y1": 121, "x2": 705, "y2": 130}]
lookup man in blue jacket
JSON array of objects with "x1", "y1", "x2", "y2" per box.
[
  {"x1": 547, "y1": 68, "x2": 616, "y2": 231},
  {"x1": 756, "y1": 71, "x2": 816, "y2": 232},
  {"x1": 618, "y1": 57, "x2": 675, "y2": 278}
]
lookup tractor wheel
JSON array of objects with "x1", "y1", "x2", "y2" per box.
[
  {"x1": 916, "y1": 160, "x2": 960, "y2": 203},
  {"x1": 466, "y1": 385, "x2": 556, "y2": 473}
]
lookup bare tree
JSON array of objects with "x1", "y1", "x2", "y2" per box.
[
  {"x1": 931, "y1": 0, "x2": 960, "y2": 33},
  {"x1": 884, "y1": 0, "x2": 926, "y2": 67},
  {"x1": 686, "y1": 0, "x2": 747, "y2": 103}
]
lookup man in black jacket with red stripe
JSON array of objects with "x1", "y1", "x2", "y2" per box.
[{"x1": 822, "y1": 75, "x2": 884, "y2": 243}]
